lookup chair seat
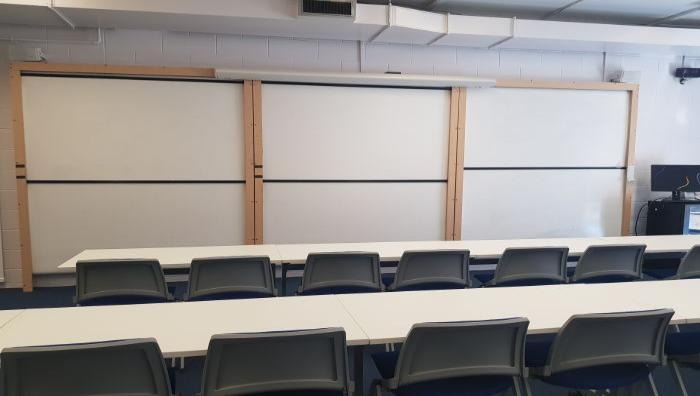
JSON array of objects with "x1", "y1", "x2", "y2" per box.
[
  {"x1": 371, "y1": 351, "x2": 514, "y2": 396},
  {"x1": 472, "y1": 272, "x2": 494, "y2": 285},
  {"x1": 570, "y1": 274, "x2": 639, "y2": 284},
  {"x1": 390, "y1": 282, "x2": 466, "y2": 292},
  {"x1": 187, "y1": 290, "x2": 274, "y2": 301},
  {"x1": 251, "y1": 391, "x2": 344, "y2": 396},
  {"x1": 535, "y1": 364, "x2": 652, "y2": 390},
  {"x1": 643, "y1": 268, "x2": 677, "y2": 280},
  {"x1": 526, "y1": 333, "x2": 652, "y2": 390},
  {"x1": 299, "y1": 285, "x2": 380, "y2": 295},
  {"x1": 490, "y1": 278, "x2": 564, "y2": 287},
  {"x1": 79, "y1": 295, "x2": 168, "y2": 306},
  {"x1": 667, "y1": 330, "x2": 700, "y2": 356}
]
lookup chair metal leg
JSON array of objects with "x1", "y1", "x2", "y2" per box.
[
  {"x1": 512, "y1": 376, "x2": 522, "y2": 396},
  {"x1": 647, "y1": 373, "x2": 659, "y2": 396},
  {"x1": 671, "y1": 361, "x2": 689, "y2": 396},
  {"x1": 522, "y1": 377, "x2": 533, "y2": 396}
]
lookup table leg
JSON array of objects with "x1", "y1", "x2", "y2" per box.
[
  {"x1": 281, "y1": 263, "x2": 288, "y2": 296},
  {"x1": 353, "y1": 345, "x2": 365, "y2": 396}
]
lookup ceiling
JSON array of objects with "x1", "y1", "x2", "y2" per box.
[{"x1": 360, "y1": 0, "x2": 700, "y2": 28}]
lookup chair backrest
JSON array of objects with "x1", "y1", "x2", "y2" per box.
[
  {"x1": 391, "y1": 318, "x2": 529, "y2": 389},
  {"x1": 76, "y1": 259, "x2": 169, "y2": 306},
  {"x1": 491, "y1": 247, "x2": 569, "y2": 286},
  {"x1": 571, "y1": 245, "x2": 646, "y2": 283},
  {"x1": 676, "y1": 245, "x2": 700, "y2": 279},
  {"x1": 544, "y1": 309, "x2": 674, "y2": 375},
  {"x1": 1, "y1": 338, "x2": 172, "y2": 396},
  {"x1": 186, "y1": 256, "x2": 276, "y2": 301},
  {"x1": 201, "y1": 328, "x2": 349, "y2": 396},
  {"x1": 299, "y1": 252, "x2": 382, "y2": 295},
  {"x1": 390, "y1": 250, "x2": 470, "y2": 291}
]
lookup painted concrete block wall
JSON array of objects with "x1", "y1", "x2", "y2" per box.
[{"x1": 1, "y1": 23, "x2": 699, "y2": 287}]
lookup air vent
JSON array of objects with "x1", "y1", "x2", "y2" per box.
[{"x1": 300, "y1": 0, "x2": 355, "y2": 17}]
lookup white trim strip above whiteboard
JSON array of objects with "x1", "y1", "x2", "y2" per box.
[{"x1": 215, "y1": 69, "x2": 496, "y2": 88}]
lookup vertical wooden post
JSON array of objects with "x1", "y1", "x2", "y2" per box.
[
  {"x1": 444, "y1": 87, "x2": 467, "y2": 241},
  {"x1": 10, "y1": 65, "x2": 33, "y2": 291},
  {"x1": 621, "y1": 86, "x2": 639, "y2": 236},
  {"x1": 252, "y1": 81, "x2": 264, "y2": 244},
  {"x1": 444, "y1": 88, "x2": 459, "y2": 240},
  {"x1": 453, "y1": 88, "x2": 467, "y2": 240},
  {"x1": 243, "y1": 81, "x2": 256, "y2": 245}
]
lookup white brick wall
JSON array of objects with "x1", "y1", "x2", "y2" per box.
[{"x1": 0, "y1": 23, "x2": 698, "y2": 287}]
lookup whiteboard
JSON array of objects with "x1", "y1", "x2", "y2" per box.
[
  {"x1": 264, "y1": 182, "x2": 445, "y2": 243},
  {"x1": 461, "y1": 170, "x2": 624, "y2": 240},
  {"x1": 22, "y1": 77, "x2": 245, "y2": 180},
  {"x1": 464, "y1": 88, "x2": 630, "y2": 167},
  {"x1": 262, "y1": 84, "x2": 450, "y2": 179},
  {"x1": 28, "y1": 184, "x2": 246, "y2": 274}
]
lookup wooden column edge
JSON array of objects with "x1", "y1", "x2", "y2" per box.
[
  {"x1": 444, "y1": 88, "x2": 460, "y2": 240},
  {"x1": 252, "y1": 81, "x2": 264, "y2": 244},
  {"x1": 453, "y1": 88, "x2": 467, "y2": 241},
  {"x1": 621, "y1": 87, "x2": 639, "y2": 236}
]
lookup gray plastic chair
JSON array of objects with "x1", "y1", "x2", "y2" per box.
[
  {"x1": 372, "y1": 318, "x2": 529, "y2": 396},
  {"x1": 488, "y1": 247, "x2": 569, "y2": 287},
  {"x1": 200, "y1": 328, "x2": 350, "y2": 396},
  {"x1": 185, "y1": 256, "x2": 276, "y2": 301},
  {"x1": 388, "y1": 249, "x2": 470, "y2": 291},
  {"x1": 76, "y1": 259, "x2": 172, "y2": 306},
  {"x1": 298, "y1": 252, "x2": 382, "y2": 295},
  {"x1": 527, "y1": 309, "x2": 674, "y2": 394},
  {"x1": 570, "y1": 244, "x2": 646, "y2": 283},
  {"x1": 1, "y1": 338, "x2": 173, "y2": 396},
  {"x1": 674, "y1": 245, "x2": 700, "y2": 279}
]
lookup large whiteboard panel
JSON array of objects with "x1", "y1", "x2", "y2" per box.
[
  {"x1": 28, "y1": 184, "x2": 246, "y2": 274},
  {"x1": 465, "y1": 88, "x2": 630, "y2": 167},
  {"x1": 263, "y1": 84, "x2": 450, "y2": 179},
  {"x1": 264, "y1": 183, "x2": 445, "y2": 243},
  {"x1": 461, "y1": 170, "x2": 624, "y2": 240},
  {"x1": 22, "y1": 77, "x2": 245, "y2": 180}
]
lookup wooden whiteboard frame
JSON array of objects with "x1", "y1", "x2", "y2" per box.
[
  {"x1": 448, "y1": 80, "x2": 640, "y2": 240},
  {"x1": 9, "y1": 62, "x2": 254, "y2": 291}
]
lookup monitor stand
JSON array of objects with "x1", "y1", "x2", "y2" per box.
[{"x1": 672, "y1": 191, "x2": 683, "y2": 201}]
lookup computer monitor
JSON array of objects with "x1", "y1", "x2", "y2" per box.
[{"x1": 651, "y1": 165, "x2": 700, "y2": 200}]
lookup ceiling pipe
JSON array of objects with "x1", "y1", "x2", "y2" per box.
[
  {"x1": 542, "y1": 0, "x2": 586, "y2": 20},
  {"x1": 49, "y1": 0, "x2": 76, "y2": 29},
  {"x1": 426, "y1": 12, "x2": 450, "y2": 46},
  {"x1": 488, "y1": 17, "x2": 517, "y2": 49},
  {"x1": 368, "y1": 3, "x2": 393, "y2": 42},
  {"x1": 647, "y1": 6, "x2": 700, "y2": 26}
]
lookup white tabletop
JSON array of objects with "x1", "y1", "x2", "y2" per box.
[
  {"x1": 277, "y1": 235, "x2": 700, "y2": 264},
  {"x1": 58, "y1": 235, "x2": 700, "y2": 270},
  {"x1": 58, "y1": 244, "x2": 283, "y2": 270},
  {"x1": 0, "y1": 310, "x2": 24, "y2": 329},
  {"x1": 0, "y1": 296, "x2": 368, "y2": 357},
  {"x1": 337, "y1": 279, "x2": 700, "y2": 345}
]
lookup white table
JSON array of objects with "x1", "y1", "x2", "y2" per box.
[
  {"x1": 58, "y1": 245, "x2": 283, "y2": 270},
  {"x1": 58, "y1": 235, "x2": 700, "y2": 270},
  {"x1": 277, "y1": 235, "x2": 700, "y2": 264},
  {"x1": 0, "y1": 296, "x2": 367, "y2": 357},
  {"x1": 0, "y1": 310, "x2": 24, "y2": 329},
  {"x1": 337, "y1": 279, "x2": 700, "y2": 345}
]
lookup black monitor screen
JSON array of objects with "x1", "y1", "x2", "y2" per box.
[{"x1": 651, "y1": 165, "x2": 700, "y2": 192}]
